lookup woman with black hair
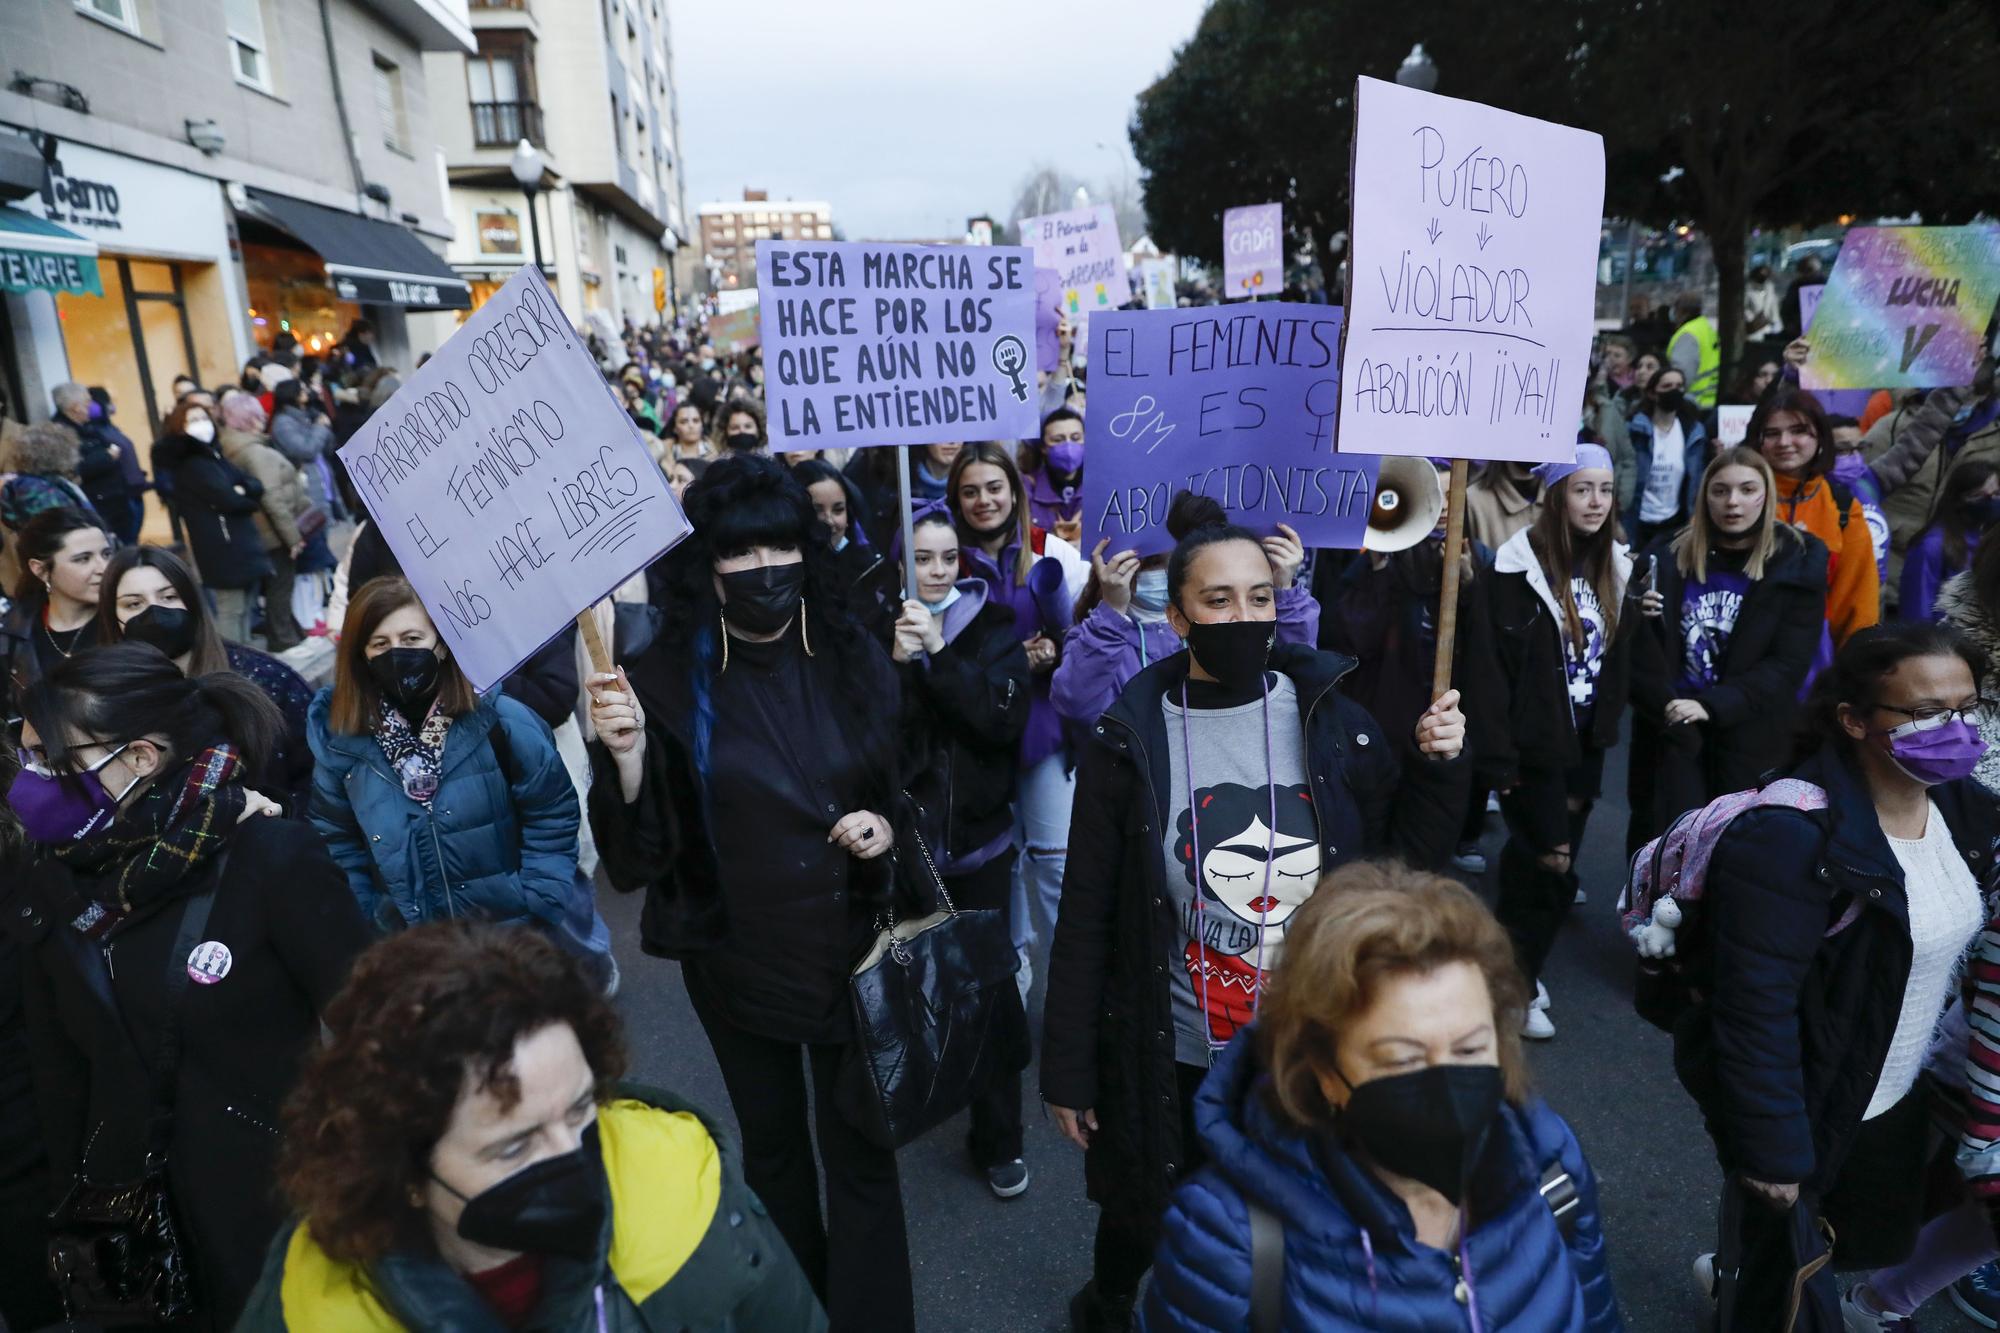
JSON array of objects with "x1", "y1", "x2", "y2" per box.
[
  {"x1": 96, "y1": 545, "x2": 315, "y2": 812},
  {"x1": 1040, "y1": 507, "x2": 1467, "y2": 1332},
  {"x1": 5, "y1": 643, "x2": 370, "y2": 1328},
  {"x1": 0, "y1": 506, "x2": 111, "y2": 720},
  {"x1": 585, "y1": 453, "x2": 925, "y2": 1333},
  {"x1": 1487, "y1": 445, "x2": 1652, "y2": 1041},
  {"x1": 946, "y1": 443, "x2": 1089, "y2": 990},
  {"x1": 1678, "y1": 623, "x2": 1997, "y2": 1329},
  {"x1": 1021, "y1": 407, "x2": 1086, "y2": 540},
  {"x1": 793, "y1": 456, "x2": 892, "y2": 631},
  {"x1": 1623, "y1": 363, "x2": 1710, "y2": 547}
]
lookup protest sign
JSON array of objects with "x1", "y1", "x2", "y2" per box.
[
  {"x1": 1716, "y1": 404, "x2": 1754, "y2": 449},
  {"x1": 1798, "y1": 282, "x2": 1825, "y2": 334},
  {"x1": 1020, "y1": 203, "x2": 1131, "y2": 322},
  {"x1": 1137, "y1": 257, "x2": 1178, "y2": 310},
  {"x1": 755, "y1": 240, "x2": 1039, "y2": 449},
  {"x1": 710, "y1": 305, "x2": 758, "y2": 353},
  {"x1": 1801, "y1": 226, "x2": 2000, "y2": 390},
  {"x1": 1338, "y1": 76, "x2": 1605, "y2": 464},
  {"x1": 1224, "y1": 203, "x2": 1283, "y2": 297},
  {"x1": 1082, "y1": 303, "x2": 1380, "y2": 558},
  {"x1": 338, "y1": 266, "x2": 689, "y2": 694},
  {"x1": 715, "y1": 288, "x2": 758, "y2": 316}
]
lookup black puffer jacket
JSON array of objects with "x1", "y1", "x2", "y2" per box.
[
  {"x1": 1631, "y1": 526, "x2": 1828, "y2": 798},
  {"x1": 899, "y1": 585, "x2": 1029, "y2": 866},
  {"x1": 154, "y1": 433, "x2": 271, "y2": 591},
  {"x1": 1039, "y1": 644, "x2": 1467, "y2": 1229},
  {"x1": 1675, "y1": 745, "x2": 1999, "y2": 1191}
]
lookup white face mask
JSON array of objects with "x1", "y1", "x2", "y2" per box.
[{"x1": 185, "y1": 418, "x2": 216, "y2": 443}]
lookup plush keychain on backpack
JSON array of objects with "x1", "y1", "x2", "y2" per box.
[{"x1": 1632, "y1": 896, "x2": 1683, "y2": 958}]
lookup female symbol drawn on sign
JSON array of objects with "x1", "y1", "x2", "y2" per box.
[{"x1": 992, "y1": 335, "x2": 1030, "y2": 402}]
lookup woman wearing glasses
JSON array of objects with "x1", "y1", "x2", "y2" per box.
[{"x1": 1675, "y1": 622, "x2": 1998, "y2": 1328}]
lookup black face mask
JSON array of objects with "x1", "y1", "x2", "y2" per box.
[
  {"x1": 438, "y1": 1122, "x2": 607, "y2": 1262},
  {"x1": 718, "y1": 563, "x2": 805, "y2": 636},
  {"x1": 1338, "y1": 1063, "x2": 1505, "y2": 1204},
  {"x1": 122, "y1": 605, "x2": 199, "y2": 660},
  {"x1": 367, "y1": 646, "x2": 444, "y2": 715},
  {"x1": 724, "y1": 432, "x2": 763, "y2": 452},
  {"x1": 1181, "y1": 618, "x2": 1275, "y2": 691},
  {"x1": 1655, "y1": 388, "x2": 1686, "y2": 412}
]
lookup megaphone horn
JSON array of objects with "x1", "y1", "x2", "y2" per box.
[{"x1": 1362, "y1": 456, "x2": 1446, "y2": 554}]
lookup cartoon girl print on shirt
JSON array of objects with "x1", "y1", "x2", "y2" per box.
[{"x1": 1174, "y1": 782, "x2": 1320, "y2": 1043}]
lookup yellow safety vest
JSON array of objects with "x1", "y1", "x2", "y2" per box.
[{"x1": 1672, "y1": 315, "x2": 1721, "y2": 410}]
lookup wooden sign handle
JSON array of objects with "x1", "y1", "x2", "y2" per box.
[
  {"x1": 577, "y1": 606, "x2": 614, "y2": 679},
  {"x1": 1432, "y1": 458, "x2": 1471, "y2": 701}
]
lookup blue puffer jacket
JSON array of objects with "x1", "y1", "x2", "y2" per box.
[
  {"x1": 1141, "y1": 1030, "x2": 1623, "y2": 1333},
  {"x1": 306, "y1": 690, "x2": 580, "y2": 931}
]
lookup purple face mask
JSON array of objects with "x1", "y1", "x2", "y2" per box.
[
  {"x1": 7, "y1": 744, "x2": 134, "y2": 844},
  {"x1": 1830, "y1": 452, "x2": 1871, "y2": 487},
  {"x1": 1886, "y1": 718, "x2": 1988, "y2": 786},
  {"x1": 1045, "y1": 440, "x2": 1085, "y2": 475}
]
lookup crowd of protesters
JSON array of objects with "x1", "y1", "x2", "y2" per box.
[{"x1": 0, "y1": 263, "x2": 1997, "y2": 1333}]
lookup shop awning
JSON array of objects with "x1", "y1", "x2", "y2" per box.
[
  {"x1": 0, "y1": 207, "x2": 101, "y2": 296},
  {"x1": 243, "y1": 188, "x2": 470, "y2": 311}
]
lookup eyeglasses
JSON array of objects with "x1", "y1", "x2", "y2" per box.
[{"x1": 1876, "y1": 700, "x2": 1995, "y2": 734}]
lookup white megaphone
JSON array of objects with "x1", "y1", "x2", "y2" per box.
[{"x1": 1360, "y1": 456, "x2": 1446, "y2": 554}]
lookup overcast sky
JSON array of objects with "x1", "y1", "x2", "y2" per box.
[{"x1": 669, "y1": 0, "x2": 1210, "y2": 241}]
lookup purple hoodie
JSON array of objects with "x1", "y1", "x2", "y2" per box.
[
  {"x1": 1023, "y1": 464, "x2": 1081, "y2": 531},
  {"x1": 961, "y1": 533, "x2": 1080, "y2": 771},
  {"x1": 1049, "y1": 586, "x2": 1323, "y2": 728}
]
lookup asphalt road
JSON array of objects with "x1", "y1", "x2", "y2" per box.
[{"x1": 603, "y1": 733, "x2": 1981, "y2": 1332}]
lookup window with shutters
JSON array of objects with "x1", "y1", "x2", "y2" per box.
[
  {"x1": 225, "y1": 0, "x2": 272, "y2": 92},
  {"x1": 374, "y1": 56, "x2": 409, "y2": 154}
]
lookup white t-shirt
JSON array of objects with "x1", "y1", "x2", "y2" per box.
[
  {"x1": 1639, "y1": 415, "x2": 1686, "y2": 524},
  {"x1": 1869, "y1": 802, "x2": 1984, "y2": 1118}
]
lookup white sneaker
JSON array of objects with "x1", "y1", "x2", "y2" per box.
[
  {"x1": 1573, "y1": 886, "x2": 1588, "y2": 905},
  {"x1": 1533, "y1": 981, "x2": 1550, "y2": 1012},
  {"x1": 1693, "y1": 1253, "x2": 1717, "y2": 1303},
  {"x1": 1486, "y1": 791, "x2": 1501, "y2": 815},
  {"x1": 1842, "y1": 1285, "x2": 1914, "y2": 1330},
  {"x1": 1522, "y1": 1006, "x2": 1555, "y2": 1040}
]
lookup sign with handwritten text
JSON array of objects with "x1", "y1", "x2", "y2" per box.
[
  {"x1": 754, "y1": 240, "x2": 1038, "y2": 449},
  {"x1": 338, "y1": 265, "x2": 689, "y2": 693},
  {"x1": 1339, "y1": 76, "x2": 1604, "y2": 463},
  {"x1": 1798, "y1": 282, "x2": 1824, "y2": 334},
  {"x1": 1801, "y1": 226, "x2": 2000, "y2": 390},
  {"x1": 1224, "y1": 203, "x2": 1283, "y2": 297},
  {"x1": 1082, "y1": 304, "x2": 1380, "y2": 557},
  {"x1": 1020, "y1": 203, "x2": 1131, "y2": 324},
  {"x1": 709, "y1": 304, "x2": 758, "y2": 353}
]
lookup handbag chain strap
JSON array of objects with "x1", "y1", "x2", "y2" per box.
[{"x1": 873, "y1": 793, "x2": 957, "y2": 955}]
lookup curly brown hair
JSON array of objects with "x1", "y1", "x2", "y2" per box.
[
  {"x1": 276, "y1": 922, "x2": 627, "y2": 1264},
  {"x1": 1255, "y1": 861, "x2": 1530, "y2": 1129}
]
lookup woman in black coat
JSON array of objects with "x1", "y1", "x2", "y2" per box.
[
  {"x1": 892, "y1": 507, "x2": 1032, "y2": 1197},
  {"x1": 8, "y1": 644, "x2": 370, "y2": 1329},
  {"x1": 1677, "y1": 621, "x2": 1999, "y2": 1329},
  {"x1": 1039, "y1": 506, "x2": 1468, "y2": 1332},
  {"x1": 151, "y1": 397, "x2": 271, "y2": 644},
  {"x1": 1486, "y1": 445, "x2": 1658, "y2": 1040},
  {"x1": 585, "y1": 455, "x2": 930, "y2": 1333},
  {"x1": 1628, "y1": 446, "x2": 1829, "y2": 849}
]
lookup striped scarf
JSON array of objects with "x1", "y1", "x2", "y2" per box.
[{"x1": 55, "y1": 744, "x2": 247, "y2": 930}]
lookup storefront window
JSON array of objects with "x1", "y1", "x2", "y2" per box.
[
  {"x1": 240, "y1": 240, "x2": 359, "y2": 358},
  {"x1": 54, "y1": 257, "x2": 199, "y2": 436}
]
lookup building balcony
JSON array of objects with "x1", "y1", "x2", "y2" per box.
[{"x1": 472, "y1": 101, "x2": 545, "y2": 148}]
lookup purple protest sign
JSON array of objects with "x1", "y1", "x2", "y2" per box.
[
  {"x1": 1036, "y1": 266, "x2": 1062, "y2": 372},
  {"x1": 1223, "y1": 203, "x2": 1282, "y2": 298},
  {"x1": 756, "y1": 240, "x2": 1040, "y2": 449},
  {"x1": 1798, "y1": 282, "x2": 1825, "y2": 333},
  {"x1": 1082, "y1": 304, "x2": 1380, "y2": 558}
]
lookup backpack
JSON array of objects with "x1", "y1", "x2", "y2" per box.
[{"x1": 1618, "y1": 778, "x2": 1857, "y2": 1032}]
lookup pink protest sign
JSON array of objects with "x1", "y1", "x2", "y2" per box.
[{"x1": 1223, "y1": 203, "x2": 1282, "y2": 297}]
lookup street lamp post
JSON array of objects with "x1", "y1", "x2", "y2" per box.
[
  {"x1": 660, "y1": 227, "x2": 680, "y2": 320},
  {"x1": 1395, "y1": 43, "x2": 1438, "y2": 92},
  {"x1": 509, "y1": 139, "x2": 546, "y2": 270}
]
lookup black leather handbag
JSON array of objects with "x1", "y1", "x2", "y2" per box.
[
  {"x1": 837, "y1": 811, "x2": 1028, "y2": 1151},
  {"x1": 45, "y1": 881, "x2": 218, "y2": 1326}
]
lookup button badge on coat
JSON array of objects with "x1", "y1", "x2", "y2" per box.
[{"x1": 187, "y1": 941, "x2": 233, "y2": 985}]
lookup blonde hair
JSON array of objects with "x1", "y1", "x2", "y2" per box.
[
  {"x1": 1256, "y1": 862, "x2": 1530, "y2": 1128},
  {"x1": 1673, "y1": 446, "x2": 1782, "y2": 583}
]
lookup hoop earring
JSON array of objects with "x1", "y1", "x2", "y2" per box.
[
  {"x1": 799, "y1": 599, "x2": 813, "y2": 657},
  {"x1": 718, "y1": 610, "x2": 730, "y2": 674}
]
